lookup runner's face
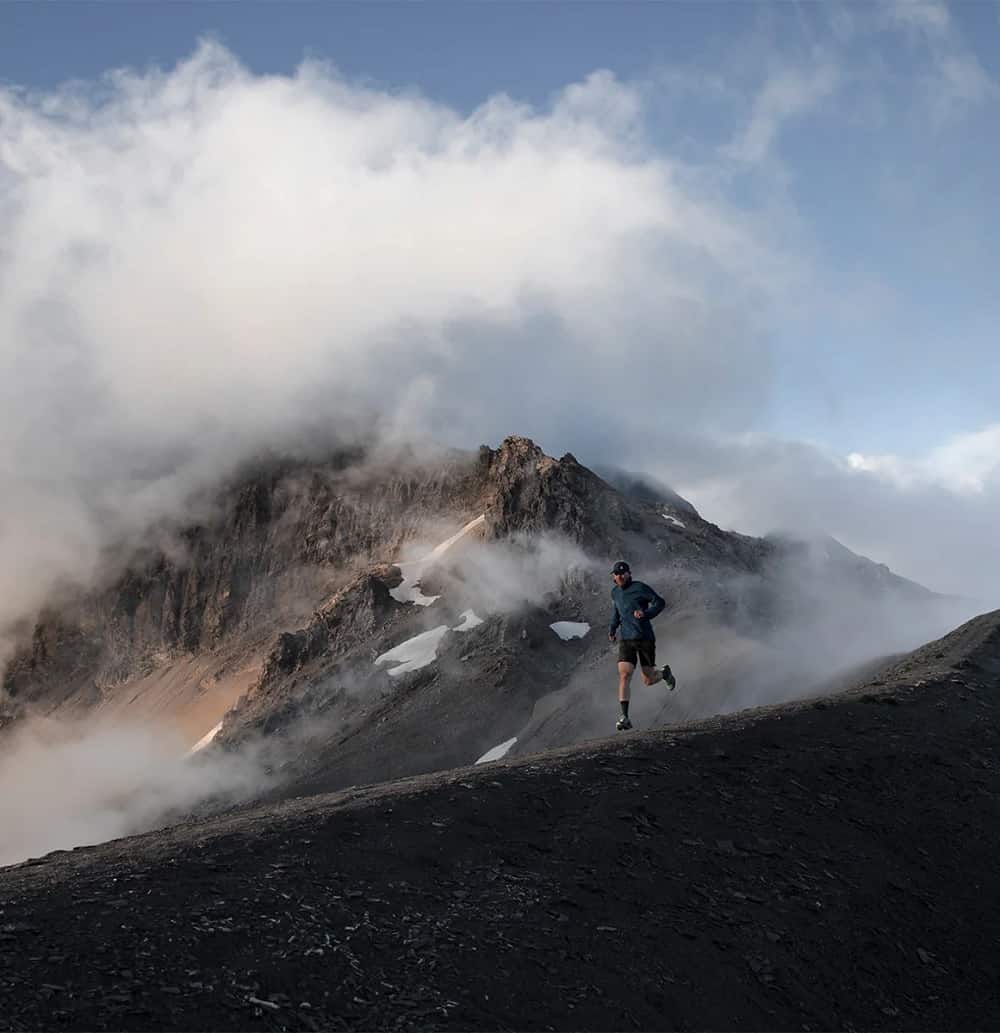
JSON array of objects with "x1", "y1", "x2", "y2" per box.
[{"x1": 612, "y1": 572, "x2": 630, "y2": 586}]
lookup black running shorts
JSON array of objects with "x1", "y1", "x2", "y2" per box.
[{"x1": 618, "y1": 638, "x2": 656, "y2": 667}]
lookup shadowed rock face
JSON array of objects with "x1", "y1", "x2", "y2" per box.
[
  {"x1": 594, "y1": 463, "x2": 701, "y2": 517},
  {"x1": 263, "y1": 565, "x2": 404, "y2": 681},
  {"x1": 0, "y1": 446, "x2": 489, "y2": 725},
  {"x1": 226, "y1": 565, "x2": 404, "y2": 736},
  {"x1": 2, "y1": 614, "x2": 103, "y2": 713}
]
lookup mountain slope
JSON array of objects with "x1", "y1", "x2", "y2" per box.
[
  {"x1": 1, "y1": 609, "x2": 998, "y2": 1032},
  {"x1": 3, "y1": 437, "x2": 976, "y2": 808},
  {"x1": 0, "y1": 443, "x2": 490, "y2": 737}
]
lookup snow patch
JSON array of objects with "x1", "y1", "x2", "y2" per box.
[
  {"x1": 390, "y1": 514, "x2": 486, "y2": 607},
  {"x1": 375, "y1": 625, "x2": 450, "y2": 677},
  {"x1": 453, "y1": 609, "x2": 484, "y2": 632},
  {"x1": 186, "y1": 721, "x2": 223, "y2": 757},
  {"x1": 425, "y1": 514, "x2": 486, "y2": 561},
  {"x1": 550, "y1": 621, "x2": 591, "y2": 641},
  {"x1": 476, "y1": 737, "x2": 517, "y2": 764},
  {"x1": 663, "y1": 513, "x2": 686, "y2": 528},
  {"x1": 390, "y1": 564, "x2": 440, "y2": 606}
]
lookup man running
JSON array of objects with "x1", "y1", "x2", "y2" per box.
[{"x1": 608, "y1": 560, "x2": 675, "y2": 731}]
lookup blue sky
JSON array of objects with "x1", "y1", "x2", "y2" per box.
[
  {"x1": 3, "y1": 3, "x2": 744, "y2": 110},
  {"x1": 1, "y1": 1, "x2": 999, "y2": 601}
]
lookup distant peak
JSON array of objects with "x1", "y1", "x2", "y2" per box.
[{"x1": 592, "y1": 464, "x2": 700, "y2": 519}]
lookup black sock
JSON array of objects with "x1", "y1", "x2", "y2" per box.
[{"x1": 620, "y1": 699, "x2": 629, "y2": 717}]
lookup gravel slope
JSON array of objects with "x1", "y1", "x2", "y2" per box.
[{"x1": 1, "y1": 612, "x2": 998, "y2": 1032}]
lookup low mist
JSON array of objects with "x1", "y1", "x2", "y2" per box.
[
  {"x1": 0, "y1": 716, "x2": 271, "y2": 868},
  {"x1": 665, "y1": 534, "x2": 979, "y2": 719}
]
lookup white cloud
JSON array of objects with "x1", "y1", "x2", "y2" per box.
[
  {"x1": 0, "y1": 42, "x2": 791, "y2": 650},
  {"x1": 0, "y1": 716, "x2": 269, "y2": 867},
  {"x1": 849, "y1": 423, "x2": 1000, "y2": 494},
  {"x1": 882, "y1": 0, "x2": 997, "y2": 122},
  {"x1": 726, "y1": 62, "x2": 839, "y2": 164},
  {"x1": 935, "y1": 52, "x2": 995, "y2": 109},
  {"x1": 664, "y1": 423, "x2": 1000, "y2": 603},
  {"x1": 0, "y1": 31, "x2": 997, "y2": 663}
]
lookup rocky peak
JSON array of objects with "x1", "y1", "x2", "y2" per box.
[{"x1": 478, "y1": 436, "x2": 639, "y2": 548}]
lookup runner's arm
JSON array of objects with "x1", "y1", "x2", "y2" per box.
[{"x1": 641, "y1": 584, "x2": 665, "y2": 621}]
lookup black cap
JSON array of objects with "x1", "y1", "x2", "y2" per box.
[{"x1": 611, "y1": 561, "x2": 631, "y2": 575}]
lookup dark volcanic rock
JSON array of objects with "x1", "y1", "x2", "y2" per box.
[{"x1": 1, "y1": 612, "x2": 999, "y2": 1032}]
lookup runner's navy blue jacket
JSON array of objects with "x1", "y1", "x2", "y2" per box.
[{"x1": 609, "y1": 579, "x2": 665, "y2": 641}]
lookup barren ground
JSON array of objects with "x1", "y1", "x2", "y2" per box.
[{"x1": 1, "y1": 615, "x2": 998, "y2": 1032}]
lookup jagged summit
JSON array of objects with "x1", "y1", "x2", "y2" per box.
[{"x1": 479, "y1": 435, "x2": 641, "y2": 549}]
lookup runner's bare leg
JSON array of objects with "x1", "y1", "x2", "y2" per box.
[
  {"x1": 640, "y1": 665, "x2": 663, "y2": 686},
  {"x1": 618, "y1": 661, "x2": 635, "y2": 703}
]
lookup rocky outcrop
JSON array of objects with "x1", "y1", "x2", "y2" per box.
[
  {"x1": 2, "y1": 610, "x2": 103, "y2": 714},
  {"x1": 224, "y1": 564, "x2": 404, "y2": 736},
  {"x1": 262, "y1": 565, "x2": 403, "y2": 680},
  {"x1": 479, "y1": 436, "x2": 641, "y2": 549}
]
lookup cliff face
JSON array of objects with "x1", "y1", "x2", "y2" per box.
[
  {"x1": 0, "y1": 445, "x2": 488, "y2": 730},
  {"x1": 1, "y1": 436, "x2": 968, "y2": 790}
]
